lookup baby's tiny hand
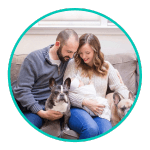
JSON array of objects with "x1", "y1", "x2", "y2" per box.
[
  {"x1": 79, "y1": 80, "x2": 84, "y2": 87},
  {"x1": 89, "y1": 80, "x2": 93, "y2": 85}
]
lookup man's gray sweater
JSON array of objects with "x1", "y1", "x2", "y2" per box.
[{"x1": 12, "y1": 45, "x2": 69, "y2": 114}]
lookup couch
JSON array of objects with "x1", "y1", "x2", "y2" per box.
[{"x1": 10, "y1": 53, "x2": 139, "y2": 139}]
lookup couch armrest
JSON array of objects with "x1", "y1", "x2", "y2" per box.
[{"x1": 136, "y1": 62, "x2": 140, "y2": 93}]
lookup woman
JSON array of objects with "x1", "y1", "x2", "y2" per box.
[{"x1": 63, "y1": 33, "x2": 129, "y2": 139}]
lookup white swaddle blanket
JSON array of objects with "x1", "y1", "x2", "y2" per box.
[{"x1": 70, "y1": 78, "x2": 111, "y2": 121}]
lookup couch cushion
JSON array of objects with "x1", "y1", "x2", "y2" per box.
[
  {"x1": 136, "y1": 63, "x2": 140, "y2": 92},
  {"x1": 61, "y1": 130, "x2": 79, "y2": 139},
  {"x1": 11, "y1": 53, "x2": 138, "y2": 95},
  {"x1": 11, "y1": 54, "x2": 27, "y2": 84},
  {"x1": 105, "y1": 53, "x2": 137, "y2": 95}
]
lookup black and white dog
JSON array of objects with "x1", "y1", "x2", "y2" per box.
[{"x1": 45, "y1": 77, "x2": 71, "y2": 130}]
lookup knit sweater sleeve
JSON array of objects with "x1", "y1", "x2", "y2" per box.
[
  {"x1": 107, "y1": 61, "x2": 129, "y2": 99},
  {"x1": 12, "y1": 54, "x2": 43, "y2": 114},
  {"x1": 63, "y1": 59, "x2": 85, "y2": 108}
]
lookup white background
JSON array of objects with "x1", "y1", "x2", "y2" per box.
[{"x1": 14, "y1": 10, "x2": 135, "y2": 56}]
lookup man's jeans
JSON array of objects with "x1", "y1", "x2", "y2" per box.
[
  {"x1": 17, "y1": 101, "x2": 44, "y2": 128},
  {"x1": 24, "y1": 112, "x2": 44, "y2": 128}
]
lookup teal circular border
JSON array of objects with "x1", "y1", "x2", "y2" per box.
[{"x1": 8, "y1": 8, "x2": 142, "y2": 142}]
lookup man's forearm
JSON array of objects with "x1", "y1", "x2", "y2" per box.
[{"x1": 37, "y1": 110, "x2": 47, "y2": 119}]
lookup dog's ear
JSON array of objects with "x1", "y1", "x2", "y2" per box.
[
  {"x1": 64, "y1": 78, "x2": 71, "y2": 89},
  {"x1": 129, "y1": 91, "x2": 134, "y2": 101},
  {"x1": 113, "y1": 92, "x2": 121, "y2": 106},
  {"x1": 49, "y1": 78, "x2": 56, "y2": 89}
]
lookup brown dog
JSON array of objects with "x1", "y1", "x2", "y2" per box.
[{"x1": 106, "y1": 92, "x2": 134, "y2": 127}]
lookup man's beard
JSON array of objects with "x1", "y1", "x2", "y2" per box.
[{"x1": 57, "y1": 47, "x2": 70, "y2": 63}]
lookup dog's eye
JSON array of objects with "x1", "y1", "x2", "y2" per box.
[
  {"x1": 120, "y1": 106, "x2": 126, "y2": 111},
  {"x1": 64, "y1": 91, "x2": 68, "y2": 94},
  {"x1": 54, "y1": 91, "x2": 59, "y2": 94}
]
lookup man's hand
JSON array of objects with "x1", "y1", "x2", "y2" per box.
[{"x1": 37, "y1": 109, "x2": 63, "y2": 121}]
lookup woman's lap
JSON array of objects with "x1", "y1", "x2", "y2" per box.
[
  {"x1": 69, "y1": 107, "x2": 112, "y2": 139},
  {"x1": 93, "y1": 116, "x2": 112, "y2": 134}
]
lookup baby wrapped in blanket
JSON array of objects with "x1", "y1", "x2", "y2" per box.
[{"x1": 70, "y1": 78, "x2": 111, "y2": 121}]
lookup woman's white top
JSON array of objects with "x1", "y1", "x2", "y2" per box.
[{"x1": 63, "y1": 59, "x2": 129, "y2": 119}]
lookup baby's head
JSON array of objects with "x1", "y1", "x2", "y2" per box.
[{"x1": 70, "y1": 78, "x2": 84, "y2": 91}]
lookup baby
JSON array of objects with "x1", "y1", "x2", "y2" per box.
[{"x1": 69, "y1": 77, "x2": 111, "y2": 121}]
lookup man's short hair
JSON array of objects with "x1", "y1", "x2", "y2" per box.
[{"x1": 56, "y1": 29, "x2": 79, "y2": 48}]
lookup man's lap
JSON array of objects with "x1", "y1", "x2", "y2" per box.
[
  {"x1": 16, "y1": 100, "x2": 44, "y2": 128},
  {"x1": 24, "y1": 112, "x2": 44, "y2": 128}
]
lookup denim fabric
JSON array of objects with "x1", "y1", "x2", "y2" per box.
[
  {"x1": 69, "y1": 107, "x2": 112, "y2": 139},
  {"x1": 24, "y1": 112, "x2": 44, "y2": 129}
]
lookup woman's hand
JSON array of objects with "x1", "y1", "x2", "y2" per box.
[{"x1": 82, "y1": 99, "x2": 105, "y2": 116}]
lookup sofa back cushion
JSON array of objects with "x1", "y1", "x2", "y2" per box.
[
  {"x1": 105, "y1": 53, "x2": 137, "y2": 95},
  {"x1": 10, "y1": 53, "x2": 138, "y2": 95},
  {"x1": 11, "y1": 54, "x2": 27, "y2": 84}
]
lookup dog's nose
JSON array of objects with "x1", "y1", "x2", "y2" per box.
[
  {"x1": 60, "y1": 93, "x2": 64, "y2": 96},
  {"x1": 60, "y1": 93, "x2": 65, "y2": 99}
]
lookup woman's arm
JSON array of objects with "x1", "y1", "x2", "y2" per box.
[
  {"x1": 82, "y1": 99, "x2": 105, "y2": 115},
  {"x1": 115, "y1": 69, "x2": 124, "y2": 85}
]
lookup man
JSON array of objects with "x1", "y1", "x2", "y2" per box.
[{"x1": 12, "y1": 29, "x2": 79, "y2": 128}]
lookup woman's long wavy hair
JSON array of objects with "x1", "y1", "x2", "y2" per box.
[{"x1": 74, "y1": 33, "x2": 109, "y2": 79}]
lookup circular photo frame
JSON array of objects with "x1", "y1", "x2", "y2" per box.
[{"x1": 8, "y1": 8, "x2": 142, "y2": 142}]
